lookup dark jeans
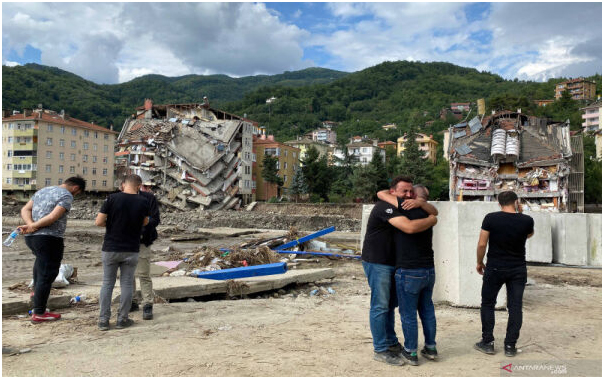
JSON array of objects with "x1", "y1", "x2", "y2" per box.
[
  {"x1": 25, "y1": 235, "x2": 64, "y2": 315},
  {"x1": 395, "y1": 267, "x2": 437, "y2": 352},
  {"x1": 480, "y1": 265, "x2": 527, "y2": 346}
]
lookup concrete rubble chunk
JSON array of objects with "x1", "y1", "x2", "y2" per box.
[{"x1": 116, "y1": 99, "x2": 254, "y2": 210}]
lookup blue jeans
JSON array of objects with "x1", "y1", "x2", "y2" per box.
[
  {"x1": 362, "y1": 261, "x2": 399, "y2": 352},
  {"x1": 395, "y1": 267, "x2": 437, "y2": 352}
]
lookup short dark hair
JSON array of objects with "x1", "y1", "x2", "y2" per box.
[
  {"x1": 497, "y1": 191, "x2": 518, "y2": 206},
  {"x1": 125, "y1": 174, "x2": 142, "y2": 186},
  {"x1": 413, "y1": 184, "x2": 429, "y2": 199},
  {"x1": 64, "y1": 176, "x2": 86, "y2": 192},
  {"x1": 390, "y1": 175, "x2": 413, "y2": 189}
]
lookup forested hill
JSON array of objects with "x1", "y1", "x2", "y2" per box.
[
  {"x1": 2, "y1": 61, "x2": 601, "y2": 141},
  {"x1": 223, "y1": 60, "x2": 601, "y2": 143},
  {"x1": 2, "y1": 63, "x2": 348, "y2": 129}
]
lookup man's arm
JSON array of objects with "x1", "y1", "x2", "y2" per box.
[
  {"x1": 148, "y1": 195, "x2": 160, "y2": 228},
  {"x1": 377, "y1": 190, "x2": 398, "y2": 208},
  {"x1": 143, "y1": 216, "x2": 149, "y2": 226},
  {"x1": 476, "y1": 229, "x2": 490, "y2": 275},
  {"x1": 20, "y1": 200, "x2": 34, "y2": 225},
  {"x1": 388, "y1": 214, "x2": 437, "y2": 234},
  {"x1": 400, "y1": 198, "x2": 438, "y2": 216},
  {"x1": 19, "y1": 205, "x2": 68, "y2": 234},
  {"x1": 95, "y1": 213, "x2": 108, "y2": 227}
]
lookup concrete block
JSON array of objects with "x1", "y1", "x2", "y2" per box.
[
  {"x1": 587, "y1": 214, "x2": 602, "y2": 267},
  {"x1": 359, "y1": 204, "x2": 374, "y2": 251},
  {"x1": 524, "y1": 211, "x2": 553, "y2": 263},
  {"x1": 551, "y1": 214, "x2": 588, "y2": 265},
  {"x1": 431, "y1": 201, "x2": 460, "y2": 305}
]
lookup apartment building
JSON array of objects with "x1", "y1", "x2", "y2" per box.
[
  {"x1": 2, "y1": 108, "x2": 117, "y2": 193},
  {"x1": 397, "y1": 133, "x2": 439, "y2": 163},
  {"x1": 581, "y1": 99, "x2": 602, "y2": 132},
  {"x1": 283, "y1": 137, "x2": 330, "y2": 161},
  {"x1": 555, "y1": 78, "x2": 597, "y2": 101},
  {"x1": 304, "y1": 128, "x2": 337, "y2": 144},
  {"x1": 332, "y1": 141, "x2": 385, "y2": 166},
  {"x1": 253, "y1": 134, "x2": 300, "y2": 200}
]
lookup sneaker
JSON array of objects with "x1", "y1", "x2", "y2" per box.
[
  {"x1": 31, "y1": 312, "x2": 61, "y2": 323},
  {"x1": 115, "y1": 318, "x2": 134, "y2": 329},
  {"x1": 373, "y1": 350, "x2": 404, "y2": 366},
  {"x1": 98, "y1": 321, "x2": 109, "y2": 331},
  {"x1": 401, "y1": 349, "x2": 419, "y2": 366},
  {"x1": 421, "y1": 346, "x2": 438, "y2": 360},
  {"x1": 143, "y1": 304, "x2": 153, "y2": 320},
  {"x1": 504, "y1": 344, "x2": 517, "y2": 357},
  {"x1": 474, "y1": 340, "x2": 495, "y2": 355},
  {"x1": 388, "y1": 342, "x2": 403, "y2": 357},
  {"x1": 129, "y1": 302, "x2": 139, "y2": 312}
]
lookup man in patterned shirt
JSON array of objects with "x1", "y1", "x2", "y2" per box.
[{"x1": 19, "y1": 176, "x2": 86, "y2": 323}]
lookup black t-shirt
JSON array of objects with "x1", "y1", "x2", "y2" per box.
[
  {"x1": 100, "y1": 192, "x2": 150, "y2": 253},
  {"x1": 394, "y1": 207, "x2": 434, "y2": 269},
  {"x1": 481, "y1": 211, "x2": 534, "y2": 268},
  {"x1": 362, "y1": 201, "x2": 405, "y2": 266}
]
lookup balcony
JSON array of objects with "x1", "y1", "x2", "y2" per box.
[
  {"x1": 10, "y1": 170, "x2": 36, "y2": 179},
  {"x1": 11, "y1": 142, "x2": 37, "y2": 150},
  {"x1": 11, "y1": 129, "x2": 38, "y2": 138},
  {"x1": 6, "y1": 156, "x2": 37, "y2": 165}
]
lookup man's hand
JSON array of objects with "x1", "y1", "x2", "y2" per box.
[
  {"x1": 427, "y1": 214, "x2": 438, "y2": 226},
  {"x1": 401, "y1": 198, "x2": 424, "y2": 210},
  {"x1": 17, "y1": 225, "x2": 37, "y2": 234},
  {"x1": 476, "y1": 262, "x2": 485, "y2": 275}
]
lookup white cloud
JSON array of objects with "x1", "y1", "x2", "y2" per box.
[{"x1": 3, "y1": 60, "x2": 20, "y2": 67}]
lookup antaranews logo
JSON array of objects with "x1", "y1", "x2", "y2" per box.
[
  {"x1": 501, "y1": 363, "x2": 513, "y2": 373},
  {"x1": 385, "y1": 208, "x2": 393, "y2": 214}
]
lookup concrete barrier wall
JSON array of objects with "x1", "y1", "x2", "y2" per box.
[
  {"x1": 359, "y1": 201, "x2": 602, "y2": 307},
  {"x1": 587, "y1": 214, "x2": 602, "y2": 266}
]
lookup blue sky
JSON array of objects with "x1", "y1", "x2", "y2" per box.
[{"x1": 2, "y1": 2, "x2": 601, "y2": 84}]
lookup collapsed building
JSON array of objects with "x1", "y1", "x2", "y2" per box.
[
  {"x1": 446, "y1": 111, "x2": 584, "y2": 212},
  {"x1": 116, "y1": 99, "x2": 256, "y2": 211}
]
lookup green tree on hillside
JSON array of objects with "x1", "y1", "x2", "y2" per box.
[
  {"x1": 397, "y1": 124, "x2": 430, "y2": 185},
  {"x1": 300, "y1": 146, "x2": 332, "y2": 201},
  {"x1": 262, "y1": 154, "x2": 283, "y2": 198}
]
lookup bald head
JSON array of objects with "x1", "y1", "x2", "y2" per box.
[{"x1": 413, "y1": 185, "x2": 429, "y2": 201}]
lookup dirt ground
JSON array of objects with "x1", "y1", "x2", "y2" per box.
[{"x1": 2, "y1": 220, "x2": 602, "y2": 377}]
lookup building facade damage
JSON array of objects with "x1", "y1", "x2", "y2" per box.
[
  {"x1": 116, "y1": 99, "x2": 254, "y2": 211},
  {"x1": 447, "y1": 111, "x2": 584, "y2": 212}
]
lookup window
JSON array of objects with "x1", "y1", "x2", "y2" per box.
[
  {"x1": 82, "y1": 167, "x2": 88, "y2": 175},
  {"x1": 47, "y1": 138, "x2": 53, "y2": 146},
  {"x1": 6, "y1": 178, "x2": 11, "y2": 184},
  {"x1": 103, "y1": 145, "x2": 109, "y2": 152},
  {"x1": 93, "y1": 143, "x2": 97, "y2": 151},
  {"x1": 7, "y1": 136, "x2": 13, "y2": 143},
  {"x1": 276, "y1": 161, "x2": 280, "y2": 170},
  {"x1": 58, "y1": 179, "x2": 62, "y2": 185},
  {"x1": 102, "y1": 180, "x2": 107, "y2": 187},
  {"x1": 293, "y1": 152, "x2": 296, "y2": 159},
  {"x1": 283, "y1": 175, "x2": 287, "y2": 183},
  {"x1": 94, "y1": 132, "x2": 98, "y2": 139},
  {"x1": 46, "y1": 151, "x2": 52, "y2": 159},
  {"x1": 45, "y1": 178, "x2": 51, "y2": 186},
  {"x1": 264, "y1": 147, "x2": 277, "y2": 156},
  {"x1": 92, "y1": 156, "x2": 97, "y2": 163},
  {"x1": 59, "y1": 152, "x2": 64, "y2": 160},
  {"x1": 60, "y1": 126, "x2": 65, "y2": 134},
  {"x1": 104, "y1": 133, "x2": 109, "y2": 140},
  {"x1": 71, "y1": 140, "x2": 76, "y2": 148},
  {"x1": 244, "y1": 165, "x2": 251, "y2": 175},
  {"x1": 102, "y1": 156, "x2": 107, "y2": 163},
  {"x1": 102, "y1": 168, "x2": 108, "y2": 176},
  {"x1": 45, "y1": 164, "x2": 51, "y2": 172},
  {"x1": 92, "y1": 180, "x2": 97, "y2": 187},
  {"x1": 83, "y1": 155, "x2": 88, "y2": 162},
  {"x1": 245, "y1": 180, "x2": 250, "y2": 188},
  {"x1": 71, "y1": 128, "x2": 76, "y2": 136},
  {"x1": 84, "y1": 130, "x2": 89, "y2": 137},
  {"x1": 59, "y1": 165, "x2": 64, "y2": 173},
  {"x1": 92, "y1": 167, "x2": 97, "y2": 175},
  {"x1": 83, "y1": 142, "x2": 89, "y2": 150},
  {"x1": 6, "y1": 164, "x2": 12, "y2": 170},
  {"x1": 59, "y1": 139, "x2": 65, "y2": 147},
  {"x1": 47, "y1": 124, "x2": 53, "y2": 132},
  {"x1": 284, "y1": 150, "x2": 288, "y2": 157},
  {"x1": 70, "y1": 154, "x2": 76, "y2": 161},
  {"x1": 69, "y1": 166, "x2": 75, "y2": 173},
  {"x1": 284, "y1": 162, "x2": 288, "y2": 169}
]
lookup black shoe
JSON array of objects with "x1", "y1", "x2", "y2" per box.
[
  {"x1": 143, "y1": 304, "x2": 153, "y2": 320},
  {"x1": 373, "y1": 350, "x2": 404, "y2": 366},
  {"x1": 401, "y1": 349, "x2": 419, "y2": 366},
  {"x1": 421, "y1": 346, "x2": 438, "y2": 360},
  {"x1": 115, "y1": 318, "x2": 134, "y2": 329},
  {"x1": 474, "y1": 340, "x2": 495, "y2": 355},
  {"x1": 129, "y1": 302, "x2": 139, "y2": 312},
  {"x1": 98, "y1": 321, "x2": 109, "y2": 331},
  {"x1": 388, "y1": 342, "x2": 403, "y2": 357},
  {"x1": 504, "y1": 344, "x2": 517, "y2": 357}
]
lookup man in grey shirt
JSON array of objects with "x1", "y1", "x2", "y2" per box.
[{"x1": 19, "y1": 176, "x2": 86, "y2": 323}]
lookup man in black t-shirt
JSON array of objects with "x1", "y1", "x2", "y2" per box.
[
  {"x1": 95, "y1": 174, "x2": 149, "y2": 331},
  {"x1": 378, "y1": 183, "x2": 439, "y2": 365},
  {"x1": 474, "y1": 191, "x2": 534, "y2": 357},
  {"x1": 362, "y1": 177, "x2": 437, "y2": 366}
]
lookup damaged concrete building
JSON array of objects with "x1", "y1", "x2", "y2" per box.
[
  {"x1": 116, "y1": 99, "x2": 255, "y2": 210},
  {"x1": 446, "y1": 111, "x2": 584, "y2": 212}
]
